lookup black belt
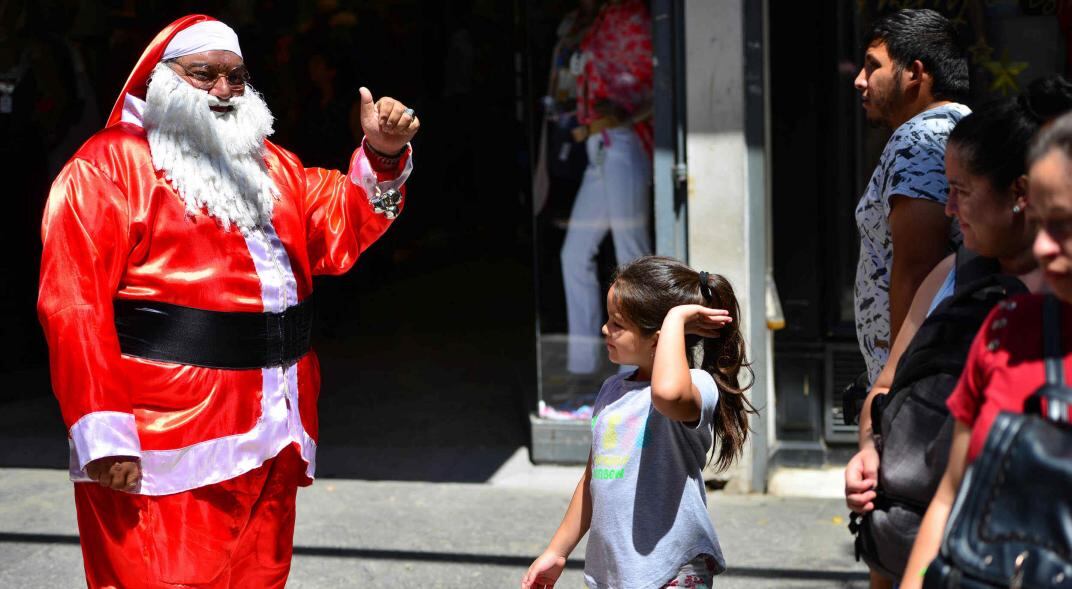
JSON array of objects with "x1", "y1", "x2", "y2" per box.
[{"x1": 114, "y1": 298, "x2": 314, "y2": 370}]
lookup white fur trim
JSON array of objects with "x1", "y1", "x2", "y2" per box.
[
  {"x1": 242, "y1": 224, "x2": 299, "y2": 313},
  {"x1": 162, "y1": 21, "x2": 243, "y2": 61},
  {"x1": 349, "y1": 143, "x2": 413, "y2": 204},
  {"x1": 120, "y1": 93, "x2": 146, "y2": 127},
  {"x1": 68, "y1": 411, "x2": 142, "y2": 472},
  {"x1": 68, "y1": 366, "x2": 317, "y2": 495}
]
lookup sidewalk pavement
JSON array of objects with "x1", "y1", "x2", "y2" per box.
[{"x1": 0, "y1": 449, "x2": 868, "y2": 588}]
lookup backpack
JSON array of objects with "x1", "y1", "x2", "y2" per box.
[
  {"x1": 924, "y1": 295, "x2": 1072, "y2": 588},
  {"x1": 850, "y1": 247, "x2": 1028, "y2": 579}
]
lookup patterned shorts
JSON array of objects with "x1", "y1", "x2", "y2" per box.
[{"x1": 661, "y1": 554, "x2": 719, "y2": 588}]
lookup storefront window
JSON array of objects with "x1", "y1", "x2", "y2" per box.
[{"x1": 529, "y1": 0, "x2": 656, "y2": 459}]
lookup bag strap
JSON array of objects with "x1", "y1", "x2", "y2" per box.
[
  {"x1": 952, "y1": 246, "x2": 1001, "y2": 290},
  {"x1": 1044, "y1": 294, "x2": 1065, "y2": 386},
  {"x1": 1029, "y1": 295, "x2": 1072, "y2": 423}
]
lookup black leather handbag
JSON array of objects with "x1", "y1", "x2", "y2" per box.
[{"x1": 923, "y1": 295, "x2": 1072, "y2": 589}]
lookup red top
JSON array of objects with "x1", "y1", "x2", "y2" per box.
[
  {"x1": 577, "y1": 0, "x2": 653, "y2": 151},
  {"x1": 946, "y1": 293, "x2": 1072, "y2": 462}
]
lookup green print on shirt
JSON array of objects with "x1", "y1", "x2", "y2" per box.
[
  {"x1": 592, "y1": 467, "x2": 625, "y2": 479},
  {"x1": 591, "y1": 411, "x2": 647, "y2": 481}
]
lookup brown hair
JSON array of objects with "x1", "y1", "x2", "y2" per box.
[{"x1": 612, "y1": 256, "x2": 756, "y2": 472}]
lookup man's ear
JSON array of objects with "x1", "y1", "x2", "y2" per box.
[{"x1": 905, "y1": 59, "x2": 926, "y2": 87}]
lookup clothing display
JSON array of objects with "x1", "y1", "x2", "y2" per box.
[
  {"x1": 558, "y1": 0, "x2": 653, "y2": 375},
  {"x1": 576, "y1": 0, "x2": 653, "y2": 153},
  {"x1": 561, "y1": 127, "x2": 651, "y2": 373}
]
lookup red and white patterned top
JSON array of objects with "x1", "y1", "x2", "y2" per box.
[{"x1": 576, "y1": 0, "x2": 653, "y2": 152}]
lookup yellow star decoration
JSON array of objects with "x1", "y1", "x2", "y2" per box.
[
  {"x1": 984, "y1": 50, "x2": 1028, "y2": 96},
  {"x1": 967, "y1": 37, "x2": 993, "y2": 65}
]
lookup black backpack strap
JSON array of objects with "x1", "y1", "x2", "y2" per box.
[{"x1": 953, "y1": 246, "x2": 1001, "y2": 292}]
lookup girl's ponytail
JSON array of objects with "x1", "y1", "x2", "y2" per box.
[
  {"x1": 698, "y1": 273, "x2": 756, "y2": 472},
  {"x1": 614, "y1": 257, "x2": 757, "y2": 473}
]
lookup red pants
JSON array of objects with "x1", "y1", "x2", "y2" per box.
[{"x1": 74, "y1": 445, "x2": 304, "y2": 589}]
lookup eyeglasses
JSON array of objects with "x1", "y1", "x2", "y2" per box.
[{"x1": 166, "y1": 60, "x2": 251, "y2": 90}]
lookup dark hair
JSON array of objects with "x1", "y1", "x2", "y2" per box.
[
  {"x1": 1021, "y1": 74, "x2": 1072, "y2": 123},
  {"x1": 612, "y1": 256, "x2": 755, "y2": 472},
  {"x1": 1029, "y1": 110, "x2": 1072, "y2": 166},
  {"x1": 948, "y1": 97, "x2": 1043, "y2": 191},
  {"x1": 865, "y1": 9, "x2": 968, "y2": 102}
]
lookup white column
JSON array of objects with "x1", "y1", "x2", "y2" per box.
[{"x1": 685, "y1": 0, "x2": 773, "y2": 493}]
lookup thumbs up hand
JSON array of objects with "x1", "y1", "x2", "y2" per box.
[{"x1": 359, "y1": 87, "x2": 419, "y2": 157}]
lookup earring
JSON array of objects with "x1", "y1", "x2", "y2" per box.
[{"x1": 1012, "y1": 205, "x2": 1023, "y2": 214}]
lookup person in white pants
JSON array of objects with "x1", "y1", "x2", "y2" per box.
[{"x1": 560, "y1": 125, "x2": 652, "y2": 374}]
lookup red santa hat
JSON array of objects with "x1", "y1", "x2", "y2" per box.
[{"x1": 106, "y1": 15, "x2": 244, "y2": 128}]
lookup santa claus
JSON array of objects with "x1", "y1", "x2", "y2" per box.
[{"x1": 37, "y1": 15, "x2": 418, "y2": 588}]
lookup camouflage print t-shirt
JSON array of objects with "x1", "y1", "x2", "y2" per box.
[{"x1": 854, "y1": 103, "x2": 970, "y2": 385}]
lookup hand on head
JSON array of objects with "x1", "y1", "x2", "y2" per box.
[
  {"x1": 669, "y1": 304, "x2": 732, "y2": 339},
  {"x1": 359, "y1": 87, "x2": 420, "y2": 156}
]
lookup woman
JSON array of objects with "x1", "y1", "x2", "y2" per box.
[
  {"x1": 899, "y1": 110, "x2": 1072, "y2": 589},
  {"x1": 844, "y1": 94, "x2": 1054, "y2": 585}
]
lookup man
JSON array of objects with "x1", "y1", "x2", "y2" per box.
[
  {"x1": 847, "y1": 9, "x2": 969, "y2": 589},
  {"x1": 853, "y1": 8, "x2": 969, "y2": 384},
  {"x1": 37, "y1": 15, "x2": 418, "y2": 588}
]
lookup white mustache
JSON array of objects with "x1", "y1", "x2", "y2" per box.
[{"x1": 206, "y1": 95, "x2": 236, "y2": 109}]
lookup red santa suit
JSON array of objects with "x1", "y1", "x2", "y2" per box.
[{"x1": 37, "y1": 15, "x2": 411, "y2": 588}]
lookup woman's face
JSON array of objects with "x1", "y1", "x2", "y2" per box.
[
  {"x1": 1030, "y1": 149, "x2": 1072, "y2": 302},
  {"x1": 944, "y1": 145, "x2": 1027, "y2": 258}
]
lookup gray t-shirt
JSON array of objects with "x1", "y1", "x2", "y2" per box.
[
  {"x1": 584, "y1": 369, "x2": 725, "y2": 589},
  {"x1": 854, "y1": 103, "x2": 970, "y2": 384}
]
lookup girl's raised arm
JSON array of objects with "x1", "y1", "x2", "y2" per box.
[{"x1": 651, "y1": 305, "x2": 730, "y2": 422}]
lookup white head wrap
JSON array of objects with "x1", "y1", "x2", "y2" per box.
[{"x1": 161, "y1": 21, "x2": 243, "y2": 61}]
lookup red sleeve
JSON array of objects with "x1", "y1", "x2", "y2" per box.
[
  {"x1": 302, "y1": 140, "x2": 411, "y2": 276},
  {"x1": 38, "y1": 158, "x2": 141, "y2": 469},
  {"x1": 947, "y1": 305, "x2": 1001, "y2": 426}
]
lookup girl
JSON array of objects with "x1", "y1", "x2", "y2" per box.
[
  {"x1": 899, "y1": 112, "x2": 1072, "y2": 587},
  {"x1": 522, "y1": 256, "x2": 754, "y2": 589}
]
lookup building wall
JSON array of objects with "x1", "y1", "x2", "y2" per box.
[{"x1": 685, "y1": 0, "x2": 773, "y2": 492}]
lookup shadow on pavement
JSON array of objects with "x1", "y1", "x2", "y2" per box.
[{"x1": 0, "y1": 531, "x2": 869, "y2": 582}]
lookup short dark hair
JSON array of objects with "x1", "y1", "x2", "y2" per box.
[
  {"x1": 865, "y1": 8, "x2": 969, "y2": 102},
  {"x1": 948, "y1": 97, "x2": 1041, "y2": 191},
  {"x1": 1029, "y1": 111, "x2": 1072, "y2": 167}
]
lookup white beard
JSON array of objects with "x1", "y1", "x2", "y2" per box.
[{"x1": 143, "y1": 62, "x2": 280, "y2": 231}]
